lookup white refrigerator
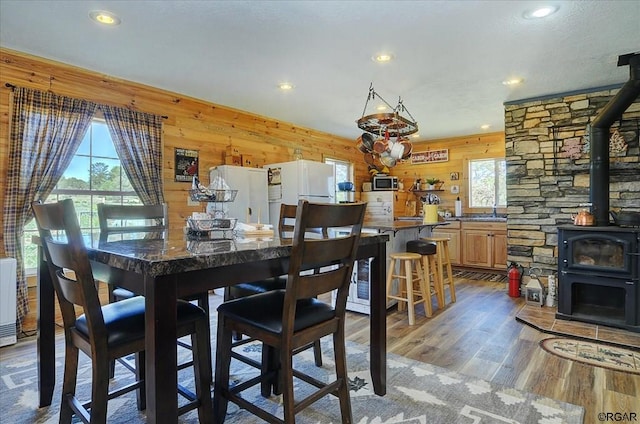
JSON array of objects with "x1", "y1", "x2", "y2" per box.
[
  {"x1": 206, "y1": 165, "x2": 269, "y2": 224},
  {"x1": 263, "y1": 160, "x2": 335, "y2": 228}
]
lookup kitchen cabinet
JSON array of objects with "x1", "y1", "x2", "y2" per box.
[
  {"x1": 432, "y1": 220, "x2": 461, "y2": 265},
  {"x1": 461, "y1": 221, "x2": 507, "y2": 270}
]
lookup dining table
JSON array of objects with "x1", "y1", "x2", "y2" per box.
[{"x1": 35, "y1": 230, "x2": 389, "y2": 423}]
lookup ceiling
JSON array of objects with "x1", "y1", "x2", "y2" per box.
[{"x1": 1, "y1": 1, "x2": 639, "y2": 141}]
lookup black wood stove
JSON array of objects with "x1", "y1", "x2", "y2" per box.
[
  {"x1": 555, "y1": 52, "x2": 640, "y2": 333},
  {"x1": 557, "y1": 226, "x2": 640, "y2": 332}
]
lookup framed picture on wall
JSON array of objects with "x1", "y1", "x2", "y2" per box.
[{"x1": 175, "y1": 148, "x2": 199, "y2": 182}]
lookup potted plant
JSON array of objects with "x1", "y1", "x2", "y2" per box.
[{"x1": 424, "y1": 178, "x2": 441, "y2": 190}]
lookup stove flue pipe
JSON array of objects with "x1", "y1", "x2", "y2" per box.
[{"x1": 590, "y1": 53, "x2": 640, "y2": 226}]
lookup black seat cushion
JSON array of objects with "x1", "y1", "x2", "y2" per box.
[
  {"x1": 218, "y1": 290, "x2": 335, "y2": 335},
  {"x1": 75, "y1": 296, "x2": 205, "y2": 348},
  {"x1": 228, "y1": 276, "x2": 287, "y2": 298},
  {"x1": 406, "y1": 239, "x2": 436, "y2": 255}
]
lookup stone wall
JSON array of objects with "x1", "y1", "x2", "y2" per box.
[{"x1": 504, "y1": 87, "x2": 640, "y2": 277}]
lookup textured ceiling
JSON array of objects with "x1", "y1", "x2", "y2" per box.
[{"x1": 1, "y1": 0, "x2": 639, "y2": 141}]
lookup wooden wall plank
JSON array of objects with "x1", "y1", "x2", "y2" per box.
[{"x1": 0, "y1": 48, "x2": 505, "y2": 258}]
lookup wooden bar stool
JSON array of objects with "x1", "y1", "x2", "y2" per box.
[
  {"x1": 386, "y1": 252, "x2": 432, "y2": 325},
  {"x1": 422, "y1": 236, "x2": 456, "y2": 303},
  {"x1": 406, "y1": 239, "x2": 443, "y2": 309}
]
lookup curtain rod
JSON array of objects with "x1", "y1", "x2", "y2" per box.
[{"x1": 4, "y1": 83, "x2": 168, "y2": 119}]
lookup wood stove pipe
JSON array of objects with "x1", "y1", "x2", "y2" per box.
[{"x1": 590, "y1": 52, "x2": 640, "y2": 226}]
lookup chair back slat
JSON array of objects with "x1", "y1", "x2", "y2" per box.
[
  {"x1": 284, "y1": 200, "x2": 365, "y2": 321},
  {"x1": 97, "y1": 203, "x2": 168, "y2": 242},
  {"x1": 32, "y1": 199, "x2": 106, "y2": 334}
]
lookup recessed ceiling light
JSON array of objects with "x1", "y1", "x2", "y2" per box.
[
  {"x1": 278, "y1": 83, "x2": 294, "y2": 90},
  {"x1": 481, "y1": 124, "x2": 491, "y2": 130},
  {"x1": 411, "y1": 133, "x2": 420, "y2": 138},
  {"x1": 89, "y1": 10, "x2": 121, "y2": 26},
  {"x1": 523, "y1": 5, "x2": 559, "y2": 19},
  {"x1": 376, "y1": 105, "x2": 387, "y2": 111},
  {"x1": 502, "y1": 78, "x2": 524, "y2": 86},
  {"x1": 373, "y1": 54, "x2": 394, "y2": 63}
]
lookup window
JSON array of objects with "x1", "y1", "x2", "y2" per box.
[
  {"x1": 324, "y1": 157, "x2": 353, "y2": 186},
  {"x1": 468, "y1": 158, "x2": 506, "y2": 208},
  {"x1": 23, "y1": 119, "x2": 140, "y2": 273}
]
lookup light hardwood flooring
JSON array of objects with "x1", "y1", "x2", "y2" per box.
[
  {"x1": 18, "y1": 278, "x2": 640, "y2": 424},
  {"x1": 340, "y1": 278, "x2": 640, "y2": 424}
]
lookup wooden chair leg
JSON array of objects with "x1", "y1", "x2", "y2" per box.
[
  {"x1": 193, "y1": 318, "x2": 214, "y2": 424},
  {"x1": 214, "y1": 318, "x2": 233, "y2": 423},
  {"x1": 280, "y1": 348, "x2": 296, "y2": 423},
  {"x1": 134, "y1": 351, "x2": 146, "y2": 411},
  {"x1": 334, "y1": 328, "x2": 353, "y2": 423},
  {"x1": 91, "y1": 353, "x2": 111, "y2": 424},
  {"x1": 196, "y1": 292, "x2": 213, "y2": 380},
  {"x1": 312, "y1": 339, "x2": 323, "y2": 367},
  {"x1": 414, "y1": 260, "x2": 432, "y2": 317},
  {"x1": 60, "y1": 345, "x2": 79, "y2": 424},
  {"x1": 404, "y1": 259, "x2": 415, "y2": 325},
  {"x1": 443, "y1": 243, "x2": 456, "y2": 302}
]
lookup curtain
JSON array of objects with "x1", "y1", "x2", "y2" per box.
[
  {"x1": 102, "y1": 106, "x2": 165, "y2": 205},
  {"x1": 3, "y1": 87, "x2": 98, "y2": 330}
]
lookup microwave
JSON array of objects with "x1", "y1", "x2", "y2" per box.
[{"x1": 372, "y1": 175, "x2": 398, "y2": 191}]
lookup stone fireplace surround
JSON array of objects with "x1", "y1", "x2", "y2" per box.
[{"x1": 503, "y1": 87, "x2": 640, "y2": 287}]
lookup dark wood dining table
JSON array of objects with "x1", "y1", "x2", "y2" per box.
[{"x1": 35, "y1": 231, "x2": 388, "y2": 423}]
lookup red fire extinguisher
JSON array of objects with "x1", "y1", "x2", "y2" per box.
[{"x1": 508, "y1": 262, "x2": 523, "y2": 298}]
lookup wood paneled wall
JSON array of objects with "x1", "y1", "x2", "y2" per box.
[
  {"x1": 0, "y1": 48, "x2": 368, "y2": 255},
  {"x1": 0, "y1": 48, "x2": 505, "y2": 257},
  {"x1": 392, "y1": 132, "x2": 506, "y2": 215}
]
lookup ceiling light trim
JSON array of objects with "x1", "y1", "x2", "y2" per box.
[
  {"x1": 89, "y1": 10, "x2": 121, "y2": 26},
  {"x1": 523, "y1": 5, "x2": 559, "y2": 20}
]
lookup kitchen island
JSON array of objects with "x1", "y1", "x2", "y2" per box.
[{"x1": 340, "y1": 219, "x2": 449, "y2": 314}]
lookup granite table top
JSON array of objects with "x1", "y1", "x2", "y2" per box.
[{"x1": 86, "y1": 232, "x2": 389, "y2": 277}]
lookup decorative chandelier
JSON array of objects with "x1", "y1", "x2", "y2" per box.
[{"x1": 355, "y1": 83, "x2": 418, "y2": 173}]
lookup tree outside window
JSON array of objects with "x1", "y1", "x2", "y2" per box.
[
  {"x1": 468, "y1": 158, "x2": 506, "y2": 208},
  {"x1": 23, "y1": 120, "x2": 140, "y2": 273}
]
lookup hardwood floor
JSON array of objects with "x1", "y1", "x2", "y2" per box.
[
  {"x1": 341, "y1": 278, "x2": 639, "y2": 424},
  {"x1": 19, "y1": 278, "x2": 639, "y2": 423}
]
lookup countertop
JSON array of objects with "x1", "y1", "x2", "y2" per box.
[
  {"x1": 363, "y1": 219, "x2": 450, "y2": 231},
  {"x1": 396, "y1": 215, "x2": 507, "y2": 223}
]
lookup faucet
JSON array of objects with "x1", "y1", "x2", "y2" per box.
[{"x1": 492, "y1": 204, "x2": 497, "y2": 217}]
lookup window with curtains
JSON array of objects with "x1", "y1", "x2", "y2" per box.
[{"x1": 22, "y1": 119, "x2": 140, "y2": 273}]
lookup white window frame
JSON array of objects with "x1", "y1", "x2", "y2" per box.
[{"x1": 468, "y1": 158, "x2": 506, "y2": 209}]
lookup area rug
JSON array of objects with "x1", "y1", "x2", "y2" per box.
[
  {"x1": 1, "y1": 335, "x2": 584, "y2": 424},
  {"x1": 540, "y1": 337, "x2": 640, "y2": 375},
  {"x1": 453, "y1": 269, "x2": 508, "y2": 283}
]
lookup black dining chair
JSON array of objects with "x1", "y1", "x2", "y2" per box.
[
  {"x1": 97, "y1": 203, "x2": 212, "y2": 378},
  {"x1": 97, "y1": 203, "x2": 170, "y2": 303},
  {"x1": 225, "y1": 203, "x2": 324, "y2": 369},
  {"x1": 214, "y1": 200, "x2": 366, "y2": 423},
  {"x1": 32, "y1": 199, "x2": 213, "y2": 424}
]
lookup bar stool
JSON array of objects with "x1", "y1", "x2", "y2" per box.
[
  {"x1": 422, "y1": 236, "x2": 456, "y2": 303},
  {"x1": 406, "y1": 239, "x2": 443, "y2": 309},
  {"x1": 386, "y1": 252, "x2": 432, "y2": 325}
]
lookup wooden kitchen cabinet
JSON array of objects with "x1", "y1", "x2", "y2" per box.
[
  {"x1": 461, "y1": 221, "x2": 507, "y2": 270},
  {"x1": 432, "y1": 220, "x2": 461, "y2": 265}
]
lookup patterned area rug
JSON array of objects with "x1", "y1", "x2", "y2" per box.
[
  {"x1": 0, "y1": 335, "x2": 584, "y2": 423},
  {"x1": 453, "y1": 269, "x2": 508, "y2": 283},
  {"x1": 540, "y1": 337, "x2": 640, "y2": 375}
]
